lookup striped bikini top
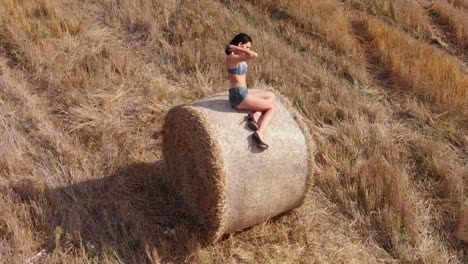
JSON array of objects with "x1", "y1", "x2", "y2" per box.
[{"x1": 227, "y1": 61, "x2": 249, "y2": 75}]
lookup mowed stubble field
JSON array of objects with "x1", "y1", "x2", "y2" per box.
[{"x1": 0, "y1": 0, "x2": 467, "y2": 263}]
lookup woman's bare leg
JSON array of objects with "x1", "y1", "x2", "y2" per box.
[
  {"x1": 246, "y1": 91, "x2": 276, "y2": 123},
  {"x1": 237, "y1": 93, "x2": 277, "y2": 141}
]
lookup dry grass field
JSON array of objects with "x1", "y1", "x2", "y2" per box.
[
  {"x1": 0, "y1": 0, "x2": 467, "y2": 263},
  {"x1": 432, "y1": 0, "x2": 468, "y2": 50}
]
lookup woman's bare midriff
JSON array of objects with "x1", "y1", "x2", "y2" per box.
[{"x1": 228, "y1": 73, "x2": 247, "y2": 88}]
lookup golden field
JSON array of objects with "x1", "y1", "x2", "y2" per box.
[{"x1": 0, "y1": 0, "x2": 467, "y2": 263}]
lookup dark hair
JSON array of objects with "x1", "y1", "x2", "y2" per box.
[{"x1": 225, "y1": 33, "x2": 252, "y2": 55}]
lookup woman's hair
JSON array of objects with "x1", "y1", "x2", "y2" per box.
[{"x1": 225, "y1": 33, "x2": 252, "y2": 55}]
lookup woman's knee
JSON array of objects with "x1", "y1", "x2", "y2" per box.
[
  {"x1": 266, "y1": 92, "x2": 276, "y2": 101},
  {"x1": 268, "y1": 102, "x2": 277, "y2": 112}
]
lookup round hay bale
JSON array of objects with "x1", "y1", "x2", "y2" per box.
[{"x1": 163, "y1": 89, "x2": 312, "y2": 242}]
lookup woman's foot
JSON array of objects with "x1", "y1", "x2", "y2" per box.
[
  {"x1": 246, "y1": 113, "x2": 259, "y2": 131},
  {"x1": 252, "y1": 131, "x2": 269, "y2": 150}
]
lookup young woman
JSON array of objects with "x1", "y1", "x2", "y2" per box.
[{"x1": 225, "y1": 33, "x2": 277, "y2": 150}]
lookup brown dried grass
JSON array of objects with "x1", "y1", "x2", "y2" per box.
[
  {"x1": 433, "y1": 0, "x2": 468, "y2": 49},
  {"x1": 247, "y1": 0, "x2": 359, "y2": 56},
  {"x1": 447, "y1": 0, "x2": 468, "y2": 9},
  {"x1": 0, "y1": 0, "x2": 82, "y2": 68},
  {"x1": 456, "y1": 205, "x2": 468, "y2": 242},
  {"x1": 359, "y1": 18, "x2": 468, "y2": 114},
  {"x1": 0, "y1": 0, "x2": 467, "y2": 263},
  {"x1": 347, "y1": 0, "x2": 432, "y2": 39}
]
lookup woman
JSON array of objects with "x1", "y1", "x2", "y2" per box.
[{"x1": 225, "y1": 33, "x2": 277, "y2": 151}]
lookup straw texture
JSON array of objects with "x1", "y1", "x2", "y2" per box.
[
  {"x1": 456, "y1": 204, "x2": 468, "y2": 243},
  {"x1": 163, "y1": 89, "x2": 311, "y2": 242}
]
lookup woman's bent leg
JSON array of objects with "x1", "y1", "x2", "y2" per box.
[
  {"x1": 237, "y1": 94, "x2": 277, "y2": 141},
  {"x1": 245, "y1": 91, "x2": 276, "y2": 122},
  {"x1": 249, "y1": 91, "x2": 276, "y2": 101}
]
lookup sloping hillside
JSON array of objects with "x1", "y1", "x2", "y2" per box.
[{"x1": 0, "y1": 0, "x2": 466, "y2": 263}]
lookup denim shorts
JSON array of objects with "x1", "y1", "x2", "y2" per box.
[{"x1": 229, "y1": 87, "x2": 248, "y2": 108}]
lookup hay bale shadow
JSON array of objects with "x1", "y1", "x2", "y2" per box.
[{"x1": 11, "y1": 161, "x2": 205, "y2": 263}]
